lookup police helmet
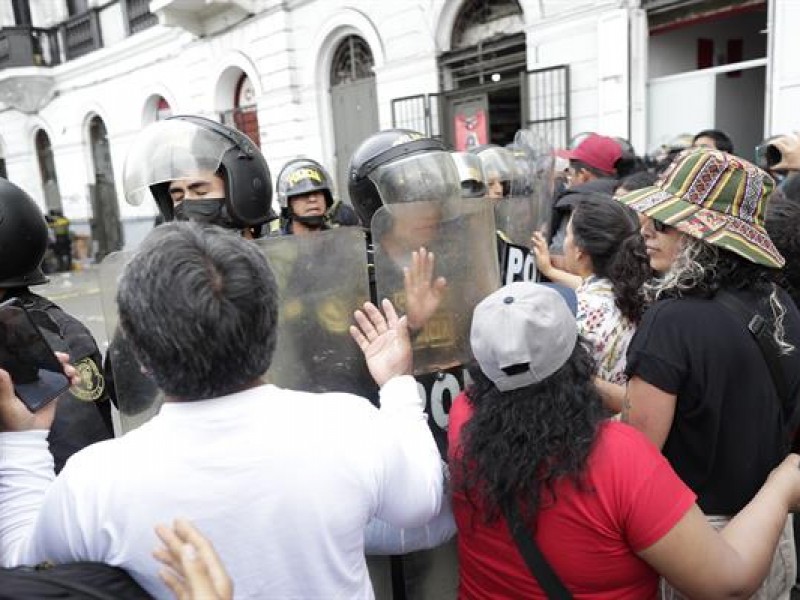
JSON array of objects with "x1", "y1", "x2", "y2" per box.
[
  {"x1": 470, "y1": 144, "x2": 517, "y2": 198},
  {"x1": 0, "y1": 178, "x2": 49, "y2": 288},
  {"x1": 276, "y1": 158, "x2": 334, "y2": 210},
  {"x1": 123, "y1": 115, "x2": 275, "y2": 229},
  {"x1": 451, "y1": 151, "x2": 486, "y2": 198},
  {"x1": 348, "y1": 129, "x2": 458, "y2": 226}
]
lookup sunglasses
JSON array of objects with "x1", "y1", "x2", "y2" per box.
[{"x1": 652, "y1": 219, "x2": 673, "y2": 233}]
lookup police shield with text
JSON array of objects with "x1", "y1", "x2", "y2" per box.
[
  {"x1": 349, "y1": 128, "x2": 499, "y2": 600},
  {"x1": 495, "y1": 130, "x2": 555, "y2": 284}
]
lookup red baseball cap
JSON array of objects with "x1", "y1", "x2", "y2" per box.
[{"x1": 562, "y1": 133, "x2": 622, "y2": 175}]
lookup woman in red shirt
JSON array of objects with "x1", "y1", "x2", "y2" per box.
[{"x1": 449, "y1": 282, "x2": 800, "y2": 599}]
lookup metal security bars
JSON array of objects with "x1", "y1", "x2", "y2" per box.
[
  {"x1": 522, "y1": 65, "x2": 570, "y2": 151},
  {"x1": 390, "y1": 94, "x2": 442, "y2": 140}
]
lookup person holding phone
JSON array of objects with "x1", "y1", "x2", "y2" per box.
[{"x1": 0, "y1": 179, "x2": 112, "y2": 472}]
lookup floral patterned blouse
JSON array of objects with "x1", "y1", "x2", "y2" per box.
[{"x1": 576, "y1": 275, "x2": 637, "y2": 385}]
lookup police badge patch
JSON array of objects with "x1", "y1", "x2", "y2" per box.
[{"x1": 70, "y1": 357, "x2": 106, "y2": 401}]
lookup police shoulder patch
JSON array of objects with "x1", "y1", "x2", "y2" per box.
[{"x1": 70, "y1": 357, "x2": 106, "y2": 402}]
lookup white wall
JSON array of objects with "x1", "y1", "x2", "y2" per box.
[{"x1": 715, "y1": 66, "x2": 765, "y2": 161}]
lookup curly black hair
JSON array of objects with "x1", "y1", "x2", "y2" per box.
[
  {"x1": 451, "y1": 341, "x2": 609, "y2": 525},
  {"x1": 649, "y1": 238, "x2": 775, "y2": 301},
  {"x1": 571, "y1": 195, "x2": 653, "y2": 323}
]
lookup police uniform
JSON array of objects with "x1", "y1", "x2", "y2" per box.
[{"x1": 6, "y1": 290, "x2": 111, "y2": 472}]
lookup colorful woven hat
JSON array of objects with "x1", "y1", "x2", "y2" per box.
[{"x1": 616, "y1": 147, "x2": 784, "y2": 268}]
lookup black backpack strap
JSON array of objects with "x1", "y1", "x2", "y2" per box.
[
  {"x1": 714, "y1": 289, "x2": 800, "y2": 439},
  {"x1": 502, "y1": 502, "x2": 573, "y2": 599}
]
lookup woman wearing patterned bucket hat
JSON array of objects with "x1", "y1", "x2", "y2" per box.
[{"x1": 616, "y1": 147, "x2": 800, "y2": 600}]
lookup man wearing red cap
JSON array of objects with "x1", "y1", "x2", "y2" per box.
[{"x1": 548, "y1": 133, "x2": 623, "y2": 256}]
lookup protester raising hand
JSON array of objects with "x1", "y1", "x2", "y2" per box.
[
  {"x1": 350, "y1": 298, "x2": 412, "y2": 387},
  {"x1": 154, "y1": 519, "x2": 233, "y2": 600}
]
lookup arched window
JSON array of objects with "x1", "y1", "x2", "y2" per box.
[
  {"x1": 451, "y1": 0, "x2": 523, "y2": 49},
  {"x1": 231, "y1": 73, "x2": 260, "y2": 147},
  {"x1": 330, "y1": 35, "x2": 374, "y2": 86},
  {"x1": 156, "y1": 96, "x2": 172, "y2": 120},
  {"x1": 35, "y1": 129, "x2": 62, "y2": 211}
]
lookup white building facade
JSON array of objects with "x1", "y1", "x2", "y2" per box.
[{"x1": 0, "y1": 0, "x2": 796, "y2": 256}]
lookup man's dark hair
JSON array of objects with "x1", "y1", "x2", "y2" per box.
[
  {"x1": 117, "y1": 221, "x2": 279, "y2": 401},
  {"x1": 693, "y1": 129, "x2": 734, "y2": 154}
]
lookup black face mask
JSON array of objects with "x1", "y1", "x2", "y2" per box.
[
  {"x1": 173, "y1": 199, "x2": 239, "y2": 229},
  {"x1": 292, "y1": 214, "x2": 326, "y2": 228}
]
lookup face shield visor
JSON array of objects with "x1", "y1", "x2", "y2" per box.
[
  {"x1": 367, "y1": 150, "x2": 461, "y2": 205},
  {"x1": 475, "y1": 147, "x2": 517, "y2": 198},
  {"x1": 123, "y1": 119, "x2": 233, "y2": 208}
]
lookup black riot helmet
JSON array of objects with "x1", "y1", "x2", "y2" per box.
[
  {"x1": 276, "y1": 158, "x2": 335, "y2": 211},
  {"x1": 123, "y1": 115, "x2": 275, "y2": 232},
  {"x1": 0, "y1": 178, "x2": 49, "y2": 288},
  {"x1": 347, "y1": 129, "x2": 457, "y2": 226}
]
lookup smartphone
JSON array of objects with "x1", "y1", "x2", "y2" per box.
[{"x1": 0, "y1": 298, "x2": 70, "y2": 412}]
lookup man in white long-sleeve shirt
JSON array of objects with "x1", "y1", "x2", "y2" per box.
[{"x1": 0, "y1": 221, "x2": 444, "y2": 599}]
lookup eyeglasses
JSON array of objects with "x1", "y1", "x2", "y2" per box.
[{"x1": 652, "y1": 219, "x2": 673, "y2": 233}]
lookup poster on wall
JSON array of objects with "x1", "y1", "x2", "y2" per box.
[{"x1": 454, "y1": 109, "x2": 488, "y2": 151}]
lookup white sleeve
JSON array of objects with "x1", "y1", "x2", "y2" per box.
[
  {"x1": 364, "y1": 462, "x2": 456, "y2": 555},
  {"x1": 0, "y1": 432, "x2": 103, "y2": 567},
  {"x1": 0, "y1": 431, "x2": 54, "y2": 566},
  {"x1": 372, "y1": 375, "x2": 444, "y2": 528}
]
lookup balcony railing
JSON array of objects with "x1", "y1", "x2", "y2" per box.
[
  {"x1": 0, "y1": 26, "x2": 60, "y2": 68},
  {"x1": 0, "y1": 0, "x2": 158, "y2": 69},
  {"x1": 60, "y1": 9, "x2": 102, "y2": 61}
]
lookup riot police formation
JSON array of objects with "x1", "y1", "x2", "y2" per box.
[{"x1": 0, "y1": 179, "x2": 113, "y2": 472}]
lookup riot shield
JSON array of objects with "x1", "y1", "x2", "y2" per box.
[
  {"x1": 372, "y1": 198, "x2": 499, "y2": 376},
  {"x1": 255, "y1": 227, "x2": 376, "y2": 399},
  {"x1": 496, "y1": 130, "x2": 556, "y2": 284},
  {"x1": 98, "y1": 251, "x2": 163, "y2": 434}
]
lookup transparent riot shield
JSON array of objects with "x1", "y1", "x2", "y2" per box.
[
  {"x1": 99, "y1": 251, "x2": 164, "y2": 434},
  {"x1": 496, "y1": 130, "x2": 556, "y2": 284},
  {"x1": 255, "y1": 227, "x2": 376, "y2": 399},
  {"x1": 372, "y1": 198, "x2": 499, "y2": 375}
]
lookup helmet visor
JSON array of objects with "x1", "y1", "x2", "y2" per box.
[
  {"x1": 368, "y1": 151, "x2": 461, "y2": 205},
  {"x1": 476, "y1": 146, "x2": 517, "y2": 183},
  {"x1": 123, "y1": 119, "x2": 234, "y2": 206}
]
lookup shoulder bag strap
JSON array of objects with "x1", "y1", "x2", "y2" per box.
[
  {"x1": 502, "y1": 502, "x2": 573, "y2": 599},
  {"x1": 714, "y1": 289, "x2": 799, "y2": 437}
]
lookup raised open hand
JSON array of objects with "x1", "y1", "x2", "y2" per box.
[
  {"x1": 350, "y1": 299, "x2": 412, "y2": 387},
  {"x1": 403, "y1": 247, "x2": 447, "y2": 331}
]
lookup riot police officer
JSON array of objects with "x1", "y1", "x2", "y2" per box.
[
  {"x1": 123, "y1": 115, "x2": 276, "y2": 237},
  {"x1": 275, "y1": 158, "x2": 334, "y2": 235},
  {"x1": 348, "y1": 129, "x2": 500, "y2": 600},
  {"x1": 0, "y1": 178, "x2": 112, "y2": 472}
]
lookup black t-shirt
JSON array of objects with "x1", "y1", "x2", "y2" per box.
[{"x1": 626, "y1": 288, "x2": 800, "y2": 515}]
